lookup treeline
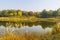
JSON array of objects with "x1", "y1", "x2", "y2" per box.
[
  {"x1": 0, "y1": 10, "x2": 22, "y2": 17},
  {"x1": 0, "y1": 8, "x2": 60, "y2": 18}
]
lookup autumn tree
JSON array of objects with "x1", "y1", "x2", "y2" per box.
[{"x1": 17, "y1": 10, "x2": 22, "y2": 17}]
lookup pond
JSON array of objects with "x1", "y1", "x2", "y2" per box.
[
  {"x1": 0, "y1": 21, "x2": 57, "y2": 37},
  {"x1": 0, "y1": 21, "x2": 56, "y2": 28},
  {"x1": 0, "y1": 25, "x2": 53, "y2": 37}
]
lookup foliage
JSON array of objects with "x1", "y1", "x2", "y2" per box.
[
  {"x1": 0, "y1": 8, "x2": 60, "y2": 18},
  {"x1": 0, "y1": 31, "x2": 60, "y2": 40}
]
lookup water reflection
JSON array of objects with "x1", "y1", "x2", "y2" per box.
[
  {"x1": 0, "y1": 21, "x2": 57, "y2": 37},
  {"x1": 0, "y1": 21, "x2": 56, "y2": 28},
  {"x1": 22, "y1": 21, "x2": 56, "y2": 28},
  {"x1": 0, "y1": 25, "x2": 53, "y2": 36}
]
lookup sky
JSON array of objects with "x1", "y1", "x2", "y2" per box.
[{"x1": 0, "y1": 0, "x2": 60, "y2": 11}]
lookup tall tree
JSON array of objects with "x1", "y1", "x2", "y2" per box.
[
  {"x1": 28, "y1": 11, "x2": 33, "y2": 16},
  {"x1": 53, "y1": 11, "x2": 57, "y2": 17},
  {"x1": 34, "y1": 12, "x2": 41, "y2": 18},
  {"x1": 40, "y1": 9, "x2": 49, "y2": 18},
  {"x1": 8, "y1": 10, "x2": 17, "y2": 16},
  {"x1": 17, "y1": 10, "x2": 22, "y2": 17},
  {"x1": 22, "y1": 11, "x2": 28, "y2": 16},
  {"x1": 57, "y1": 8, "x2": 60, "y2": 16},
  {"x1": 0, "y1": 11, "x2": 2, "y2": 17},
  {"x1": 48, "y1": 10, "x2": 53, "y2": 17},
  {"x1": 1, "y1": 10, "x2": 8, "y2": 17}
]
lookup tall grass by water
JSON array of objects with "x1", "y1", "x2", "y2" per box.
[{"x1": 0, "y1": 25, "x2": 59, "y2": 40}]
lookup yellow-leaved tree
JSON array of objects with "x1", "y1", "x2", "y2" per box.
[{"x1": 17, "y1": 10, "x2": 22, "y2": 17}]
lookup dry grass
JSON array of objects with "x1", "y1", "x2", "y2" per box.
[
  {"x1": 0, "y1": 32, "x2": 53, "y2": 40},
  {"x1": 0, "y1": 32, "x2": 60, "y2": 40},
  {"x1": 0, "y1": 26, "x2": 60, "y2": 40}
]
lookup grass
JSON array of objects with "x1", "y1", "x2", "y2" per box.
[
  {"x1": 0, "y1": 17, "x2": 59, "y2": 22},
  {"x1": 0, "y1": 17, "x2": 59, "y2": 40},
  {"x1": 0, "y1": 31, "x2": 59, "y2": 40},
  {"x1": 0, "y1": 26, "x2": 59, "y2": 40}
]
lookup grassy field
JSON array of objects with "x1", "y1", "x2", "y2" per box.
[{"x1": 0, "y1": 17, "x2": 59, "y2": 22}]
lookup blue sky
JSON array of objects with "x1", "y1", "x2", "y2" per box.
[{"x1": 0, "y1": 0, "x2": 60, "y2": 11}]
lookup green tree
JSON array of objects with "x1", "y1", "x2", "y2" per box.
[
  {"x1": 1, "y1": 10, "x2": 8, "y2": 17},
  {"x1": 0, "y1": 11, "x2": 2, "y2": 17},
  {"x1": 40, "y1": 9, "x2": 49, "y2": 18},
  {"x1": 22, "y1": 11, "x2": 28, "y2": 16},
  {"x1": 8, "y1": 10, "x2": 17, "y2": 16},
  {"x1": 28, "y1": 11, "x2": 33, "y2": 16},
  {"x1": 53, "y1": 11, "x2": 57, "y2": 17},
  {"x1": 34, "y1": 12, "x2": 41, "y2": 18},
  {"x1": 8, "y1": 10, "x2": 13, "y2": 16},
  {"x1": 48, "y1": 10, "x2": 53, "y2": 17},
  {"x1": 57, "y1": 8, "x2": 60, "y2": 16}
]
